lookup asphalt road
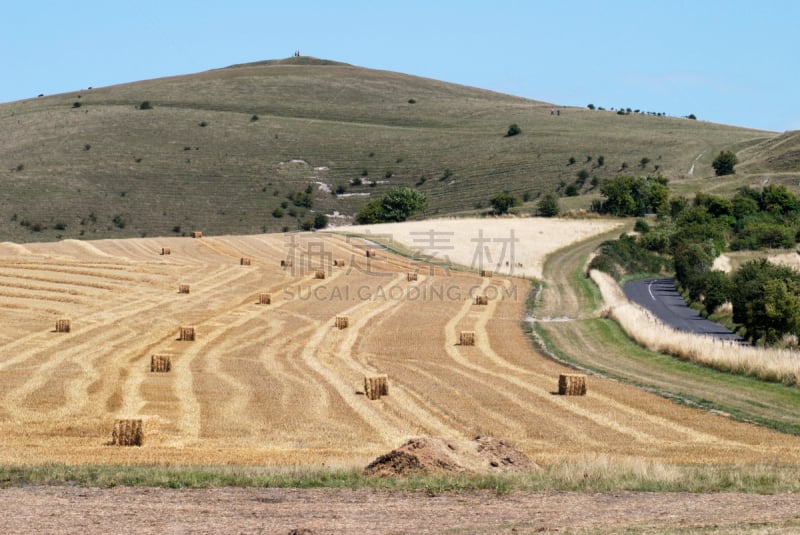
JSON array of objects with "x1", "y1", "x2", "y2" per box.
[{"x1": 623, "y1": 278, "x2": 744, "y2": 342}]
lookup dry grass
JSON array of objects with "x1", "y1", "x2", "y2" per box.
[
  {"x1": 333, "y1": 218, "x2": 624, "y2": 279},
  {"x1": 1, "y1": 232, "x2": 800, "y2": 468},
  {"x1": 591, "y1": 269, "x2": 800, "y2": 386}
]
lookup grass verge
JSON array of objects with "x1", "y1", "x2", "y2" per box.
[{"x1": 4, "y1": 462, "x2": 800, "y2": 493}]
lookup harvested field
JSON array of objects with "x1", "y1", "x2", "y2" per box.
[
  {"x1": 331, "y1": 217, "x2": 624, "y2": 279},
  {"x1": 1, "y1": 223, "x2": 800, "y2": 469}
]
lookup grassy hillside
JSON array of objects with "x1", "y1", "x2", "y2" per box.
[{"x1": 0, "y1": 56, "x2": 778, "y2": 241}]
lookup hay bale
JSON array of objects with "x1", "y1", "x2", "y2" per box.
[
  {"x1": 460, "y1": 331, "x2": 475, "y2": 346},
  {"x1": 258, "y1": 293, "x2": 271, "y2": 305},
  {"x1": 160, "y1": 247, "x2": 171, "y2": 255},
  {"x1": 314, "y1": 270, "x2": 326, "y2": 279},
  {"x1": 474, "y1": 295, "x2": 489, "y2": 305},
  {"x1": 335, "y1": 315, "x2": 349, "y2": 329},
  {"x1": 111, "y1": 419, "x2": 143, "y2": 446},
  {"x1": 55, "y1": 319, "x2": 71, "y2": 333},
  {"x1": 364, "y1": 375, "x2": 389, "y2": 400},
  {"x1": 365, "y1": 249, "x2": 377, "y2": 258},
  {"x1": 191, "y1": 231, "x2": 203, "y2": 238},
  {"x1": 333, "y1": 259, "x2": 346, "y2": 267},
  {"x1": 240, "y1": 257, "x2": 251, "y2": 266},
  {"x1": 150, "y1": 354, "x2": 171, "y2": 373},
  {"x1": 407, "y1": 272, "x2": 418, "y2": 282},
  {"x1": 178, "y1": 284, "x2": 190, "y2": 294},
  {"x1": 481, "y1": 270, "x2": 493, "y2": 278},
  {"x1": 558, "y1": 374, "x2": 587, "y2": 396},
  {"x1": 179, "y1": 326, "x2": 195, "y2": 341},
  {"x1": 281, "y1": 259, "x2": 293, "y2": 268}
]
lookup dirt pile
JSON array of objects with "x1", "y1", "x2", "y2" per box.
[{"x1": 364, "y1": 436, "x2": 536, "y2": 476}]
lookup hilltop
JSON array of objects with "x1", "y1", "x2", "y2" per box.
[{"x1": 0, "y1": 56, "x2": 787, "y2": 241}]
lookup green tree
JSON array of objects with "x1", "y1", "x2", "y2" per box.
[
  {"x1": 489, "y1": 192, "x2": 521, "y2": 214},
  {"x1": 537, "y1": 193, "x2": 560, "y2": 217},
  {"x1": 731, "y1": 259, "x2": 800, "y2": 343},
  {"x1": 313, "y1": 213, "x2": 329, "y2": 229},
  {"x1": 711, "y1": 150, "x2": 738, "y2": 176},
  {"x1": 355, "y1": 187, "x2": 427, "y2": 224}
]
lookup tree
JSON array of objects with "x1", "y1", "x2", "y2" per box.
[
  {"x1": 594, "y1": 176, "x2": 669, "y2": 217},
  {"x1": 380, "y1": 187, "x2": 427, "y2": 221},
  {"x1": 731, "y1": 259, "x2": 800, "y2": 343},
  {"x1": 355, "y1": 187, "x2": 427, "y2": 224},
  {"x1": 313, "y1": 213, "x2": 329, "y2": 229},
  {"x1": 489, "y1": 192, "x2": 520, "y2": 214},
  {"x1": 537, "y1": 193, "x2": 560, "y2": 217},
  {"x1": 587, "y1": 104, "x2": 595, "y2": 110},
  {"x1": 711, "y1": 150, "x2": 738, "y2": 176},
  {"x1": 506, "y1": 123, "x2": 521, "y2": 137}
]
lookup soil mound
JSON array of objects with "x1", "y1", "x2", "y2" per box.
[{"x1": 364, "y1": 436, "x2": 536, "y2": 476}]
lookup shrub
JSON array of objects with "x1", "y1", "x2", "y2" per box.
[
  {"x1": 712, "y1": 150, "x2": 738, "y2": 176},
  {"x1": 272, "y1": 208, "x2": 284, "y2": 218},
  {"x1": 334, "y1": 185, "x2": 346, "y2": 195},
  {"x1": 506, "y1": 123, "x2": 521, "y2": 137},
  {"x1": 537, "y1": 193, "x2": 560, "y2": 217},
  {"x1": 172, "y1": 226, "x2": 181, "y2": 233},
  {"x1": 313, "y1": 214, "x2": 328, "y2": 229},
  {"x1": 576, "y1": 169, "x2": 590, "y2": 186},
  {"x1": 568, "y1": 156, "x2": 576, "y2": 165},
  {"x1": 408, "y1": 98, "x2": 416, "y2": 104},
  {"x1": 112, "y1": 214, "x2": 126, "y2": 229},
  {"x1": 490, "y1": 192, "x2": 521, "y2": 214},
  {"x1": 250, "y1": 114, "x2": 259, "y2": 122},
  {"x1": 138, "y1": 101, "x2": 152, "y2": 110},
  {"x1": 72, "y1": 102, "x2": 81, "y2": 108},
  {"x1": 84, "y1": 144, "x2": 91, "y2": 151},
  {"x1": 640, "y1": 157, "x2": 651, "y2": 168},
  {"x1": 355, "y1": 187, "x2": 427, "y2": 224},
  {"x1": 587, "y1": 103, "x2": 595, "y2": 110},
  {"x1": 351, "y1": 177, "x2": 362, "y2": 186},
  {"x1": 54, "y1": 222, "x2": 67, "y2": 231},
  {"x1": 564, "y1": 184, "x2": 579, "y2": 197},
  {"x1": 597, "y1": 155, "x2": 605, "y2": 167},
  {"x1": 199, "y1": 121, "x2": 208, "y2": 127},
  {"x1": 634, "y1": 219, "x2": 650, "y2": 233}
]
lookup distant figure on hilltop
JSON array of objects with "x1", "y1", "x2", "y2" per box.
[{"x1": 294, "y1": 49, "x2": 301, "y2": 57}]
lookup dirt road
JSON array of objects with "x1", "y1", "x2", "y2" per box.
[{"x1": 2, "y1": 486, "x2": 800, "y2": 534}]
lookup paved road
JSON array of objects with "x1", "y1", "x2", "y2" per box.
[{"x1": 623, "y1": 278, "x2": 744, "y2": 342}]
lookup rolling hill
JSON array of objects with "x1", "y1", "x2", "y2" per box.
[{"x1": 0, "y1": 56, "x2": 785, "y2": 242}]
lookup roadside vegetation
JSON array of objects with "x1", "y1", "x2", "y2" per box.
[
  {"x1": 589, "y1": 177, "x2": 800, "y2": 347},
  {"x1": 5, "y1": 461, "x2": 800, "y2": 493}
]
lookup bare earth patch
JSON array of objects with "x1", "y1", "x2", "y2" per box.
[
  {"x1": 364, "y1": 436, "x2": 535, "y2": 476},
  {"x1": 2, "y1": 486, "x2": 800, "y2": 534}
]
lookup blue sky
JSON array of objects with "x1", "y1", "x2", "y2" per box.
[{"x1": 2, "y1": 1, "x2": 797, "y2": 132}]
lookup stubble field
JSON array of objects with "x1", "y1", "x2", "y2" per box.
[{"x1": 1, "y1": 222, "x2": 800, "y2": 470}]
